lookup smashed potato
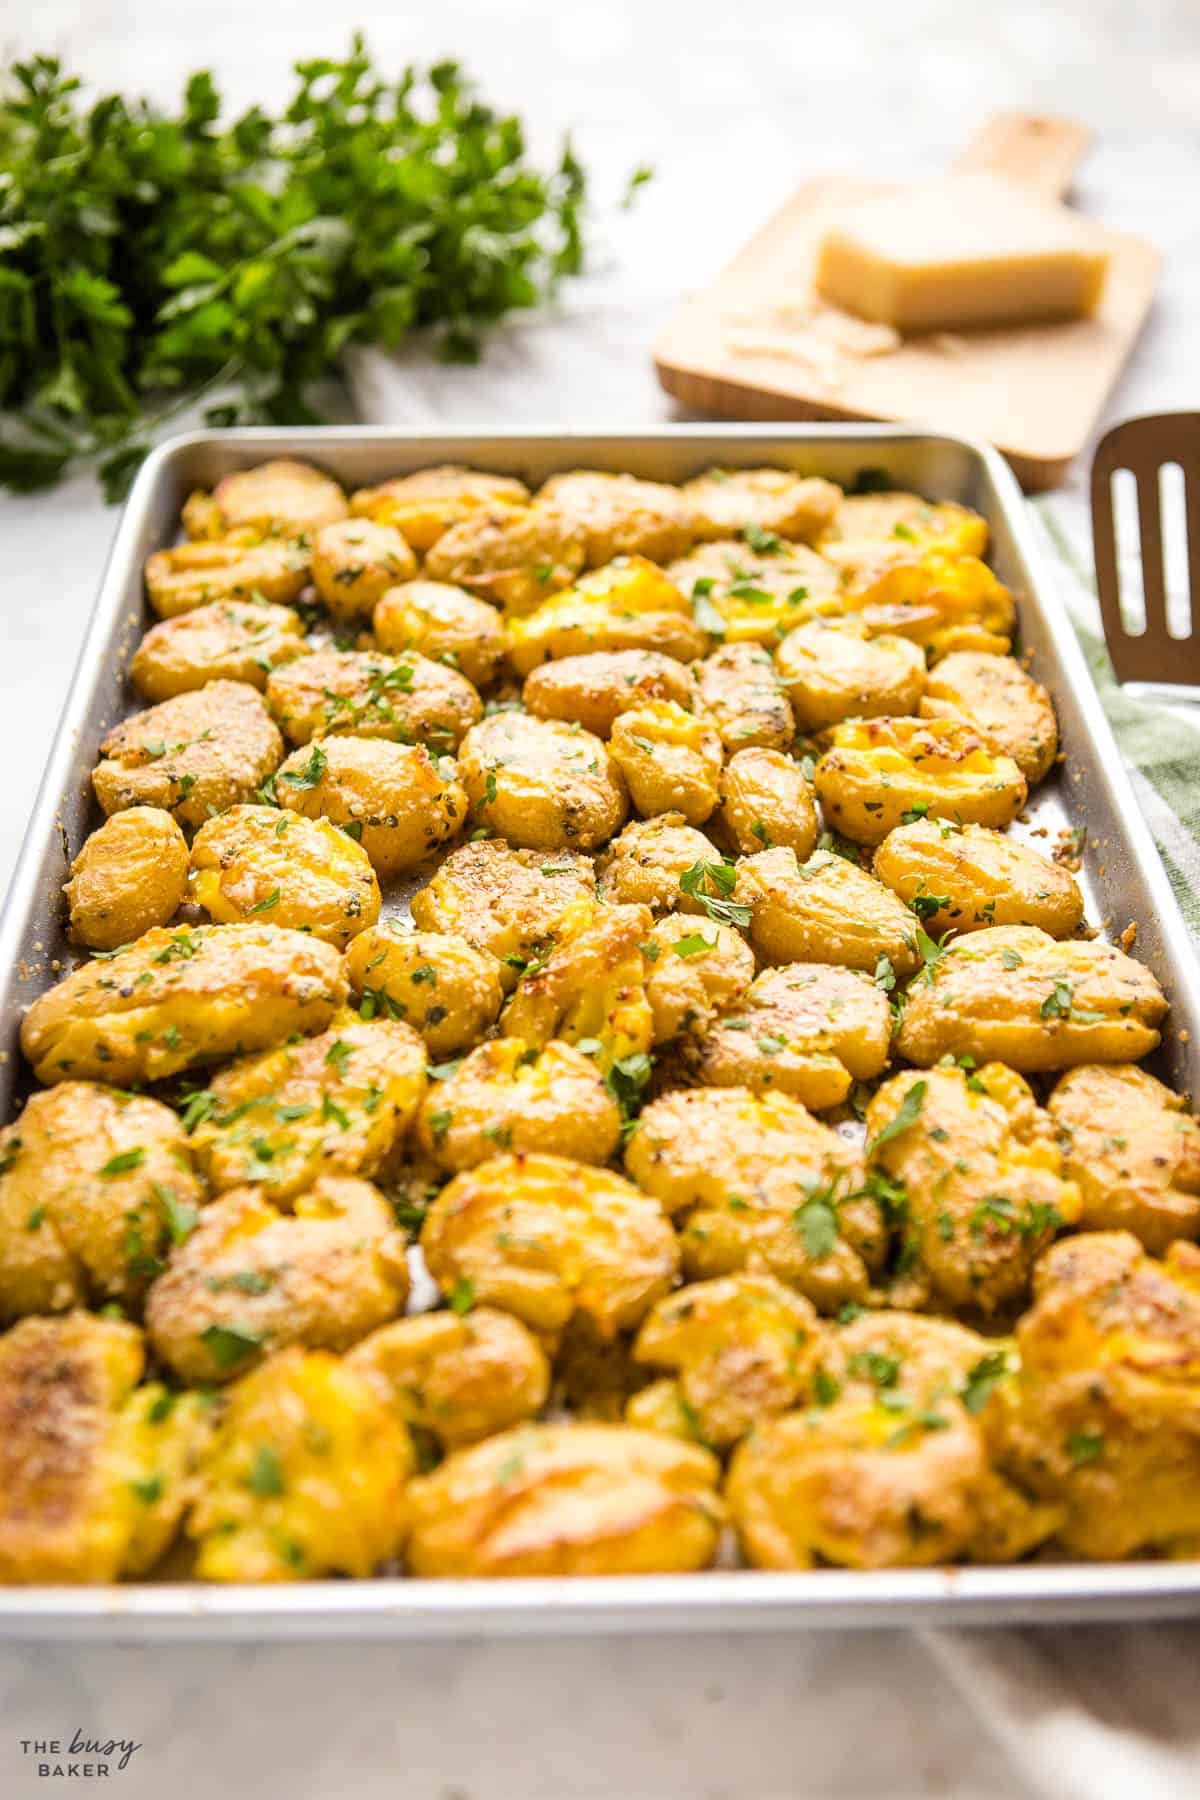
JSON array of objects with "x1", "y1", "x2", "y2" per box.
[
  {"x1": 64, "y1": 807, "x2": 189, "y2": 951},
  {"x1": 506, "y1": 556, "x2": 707, "y2": 674},
  {"x1": 539, "y1": 470, "x2": 697, "y2": 567},
  {"x1": 457, "y1": 712, "x2": 627, "y2": 849},
  {"x1": 500, "y1": 903, "x2": 653, "y2": 1071},
  {"x1": 682, "y1": 468, "x2": 841, "y2": 544},
  {"x1": 144, "y1": 537, "x2": 310, "y2": 619},
  {"x1": 642, "y1": 911, "x2": 755, "y2": 1044},
  {"x1": 895, "y1": 925, "x2": 1167, "y2": 1071},
  {"x1": 1049, "y1": 1065, "x2": 1200, "y2": 1252},
  {"x1": 275, "y1": 736, "x2": 465, "y2": 878},
  {"x1": 422, "y1": 1152, "x2": 679, "y2": 1337},
  {"x1": 695, "y1": 641, "x2": 794, "y2": 752},
  {"x1": 146, "y1": 1177, "x2": 409, "y2": 1383},
  {"x1": 817, "y1": 492, "x2": 988, "y2": 565},
  {"x1": 131, "y1": 598, "x2": 306, "y2": 701},
  {"x1": 372, "y1": 579, "x2": 507, "y2": 688},
  {"x1": 348, "y1": 1308, "x2": 549, "y2": 1447},
  {"x1": 666, "y1": 537, "x2": 839, "y2": 645},
  {"x1": 718, "y1": 746, "x2": 818, "y2": 858},
  {"x1": 183, "y1": 458, "x2": 347, "y2": 540},
  {"x1": 523, "y1": 648, "x2": 694, "y2": 737},
  {"x1": 775, "y1": 619, "x2": 926, "y2": 732},
  {"x1": 310, "y1": 518, "x2": 417, "y2": 621},
  {"x1": 830, "y1": 553, "x2": 1015, "y2": 659},
  {"x1": 815, "y1": 716, "x2": 1027, "y2": 845},
  {"x1": 266, "y1": 647, "x2": 481, "y2": 750},
  {"x1": 190, "y1": 803, "x2": 380, "y2": 948},
  {"x1": 417, "y1": 1038, "x2": 621, "y2": 1172},
  {"x1": 735, "y1": 846, "x2": 920, "y2": 979},
  {"x1": 93, "y1": 679, "x2": 283, "y2": 830},
  {"x1": 922, "y1": 650, "x2": 1058, "y2": 785},
  {"x1": 872, "y1": 818, "x2": 1084, "y2": 938},
  {"x1": 595, "y1": 813, "x2": 721, "y2": 914},
  {"x1": 404, "y1": 1422, "x2": 721, "y2": 1577},
  {"x1": 409, "y1": 840, "x2": 596, "y2": 988},
  {"x1": 424, "y1": 501, "x2": 585, "y2": 612},
  {"x1": 345, "y1": 922, "x2": 503, "y2": 1058},
  {"x1": 609, "y1": 700, "x2": 723, "y2": 826},
  {"x1": 351, "y1": 464, "x2": 529, "y2": 548}
]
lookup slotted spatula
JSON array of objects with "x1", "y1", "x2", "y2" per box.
[{"x1": 1091, "y1": 413, "x2": 1200, "y2": 697}]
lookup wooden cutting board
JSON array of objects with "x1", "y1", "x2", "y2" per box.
[{"x1": 654, "y1": 113, "x2": 1161, "y2": 490}]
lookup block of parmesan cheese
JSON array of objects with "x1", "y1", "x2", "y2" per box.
[{"x1": 814, "y1": 172, "x2": 1110, "y2": 333}]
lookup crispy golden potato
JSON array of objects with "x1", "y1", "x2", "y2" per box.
[
  {"x1": 921, "y1": 651, "x2": 1058, "y2": 786},
  {"x1": 866, "y1": 1065, "x2": 1081, "y2": 1314},
  {"x1": 144, "y1": 537, "x2": 310, "y2": 619},
  {"x1": 816, "y1": 492, "x2": 988, "y2": 565},
  {"x1": 350, "y1": 464, "x2": 529, "y2": 550},
  {"x1": 895, "y1": 925, "x2": 1167, "y2": 1071},
  {"x1": 609, "y1": 700, "x2": 723, "y2": 826},
  {"x1": 642, "y1": 911, "x2": 755, "y2": 1044},
  {"x1": 630, "y1": 1274, "x2": 821, "y2": 1447},
  {"x1": 422, "y1": 1152, "x2": 679, "y2": 1337},
  {"x1": 506, "y1": 556, "x2": 707, "y2": 674},
  {"x1": 93, "y1": 680, "x2": 283, "y2": 830},
  {"x1": 595, "y1": 813, "x2": 721, "y2": 914},
  {"x1": 265, "y1": 647, "x2": 481, "y2": 750},
  {"x1": 500, "y1": 903, "x2": 653, "y2": 1072},
  {"x1": 734, "y1": 845, "x2": 920, "y2": 979},
  {"x1": 190, "y1": 1015, "x2": 426, "y2": 1203},
  {"x1": 0, "y1": 1313, "x2": 209, "y2": 1584},
  {"x1": 626, "y1": 1087, "x2": 883, "y2": 1311},
  {"x1": 146, "y1": 1177, "x2": 409, "y2": 1383},
  {"x1": 189, "y1": 803, "x2": 380, "y2": 948},
  {"x1": 539, "y1": 470, "x2": 697, "y2": 567},
  {"x1": 131, "y1": 599, "x2": 306, "y2": 701},
  {"x1": 682, "y1": 469, "x2": 841, "y2": 545},
  {"x1": 667, "y1": 962, "x2": 890, "y2": 1112},
  {"x1": 523, "y1": 649, "x2": 694, "y2": 737},
  {"x1": 827, "y1": 553, "x2": 1015, "y2": 659},
  {"x1": 417, "y1": 1039, "x2": 621, "y2": 1172},
  {"x1": 183, "y1": 459, "x2": 347, "y2": 540},
  {"x1": 815, "y1": 716, "x2": 1027, "y2": 845},
  {"x1": 694, "y1": 641, "x2": 794, "y2": 752},
  {"x1": 424, "y1": 502, "x2": 585, "y2": 613},
  {"x1": 666, "y1": 538, "x2": 840, "y2": 645},
  {"x1": 348, "y1": 1308, "x2": 550, "y2": 1448},
  {"x1": 276, "y1": 736, "x2": 465, "y2": 878},
  {"x1": 457, "y1": 712, "x2": 628, "y2": 850},
  {"x1": 409, "y1": 840, "x2": 596, "y2": 989},
  {"x1": 1049, "y1": 1064, "x2": 1200, "y2": 1252},
  {"x1": 310, "y1": 518, "x2": 417, "y2": 621},
  {"x1": 404, "y1": 1422, "x2": 721, "y2": 1577},
  {"x1": 718, "y1": 746, "x2": 818, "y2": 858},
  {"x1": 775, "y1": 619, "x2": 926, "y2": 732},
  {"x1": 64, "y1": 807, "x2": 189, "y2": 950},
  {"x1": 345, "y1": 922, "x2": 503, "y2": 1059},
  {"x1": 21, "y1": 922, "x2": 347, "y2": 1086},
  {"x1": 372, "y1": 579, "x2": 507, "y2": 688},
  {"x1": 0, "y1": 1082, "x2": 204, "y2": 1321},
  {"x1": 872, "y1": 818, "x2": 1084, "y2": 938},
  {"x1": 991, "y1": 1232, "x2": 1200, "y2": 1558},
  {"x1": 187, "y1": 1347, "x2": 412, "y2": 1582}
]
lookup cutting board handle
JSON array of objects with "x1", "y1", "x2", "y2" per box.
[{"x1": 952, "y1": 111, "x2": 1092, "y2": 201}]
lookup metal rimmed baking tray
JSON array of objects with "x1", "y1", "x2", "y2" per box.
[{"x1": 3, "y1": 423, "x2": 1200, "y2": 1640}]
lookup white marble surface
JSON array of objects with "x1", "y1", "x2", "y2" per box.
[{"x1": 4, "y1": 3, "x2": 1200, "y2": 1796}]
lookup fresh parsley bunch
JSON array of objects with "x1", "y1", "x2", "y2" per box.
[{"x1": 0, "y1": 39, "x2": 590, "y2": 498}]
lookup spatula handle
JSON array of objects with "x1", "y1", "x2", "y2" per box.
[{"x1": 953, "y1": 112, "x2": 1092, "y2": 201}]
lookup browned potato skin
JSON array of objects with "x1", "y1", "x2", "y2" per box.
[
  {"x1": 631, "y1": 1273, "x2": 822, "y2": 1447},
  {"x1": 144, "y1": 538, "x2": 310, "y2": 619},
  {"x1": 92, "y1": 680, "x2": 283, "y2": 830},
  {"x1": 642, "y1": 911, "x2": 755, "y2": 1044},
  {"x1": 0, "y1": 1082, "x2": 204, "y2": 1322},
  {"x1": 1049, "y1": 1065, "x2": 1200, "y2": 1252},
  {"x1": 873, "y1": 818, "x2": 1084, "y2": 938},
  {"x1": 20, "y1": 922, "x2": 347, "y2": 1086},
  {"x1": 350, "y1": 464, "x2": 529, "y2": 550},
  {"x1": 275, "y1": 737, "x2": 465, "y2": 880},
  {"x1": 190, "y1": 804, "x2": 380, "y2": 948},
  {"x1": 595, "y1": 814, "x2": 720, "y2": 914},
  {"x1": 682, "y1": 469, "x2": 841, "y2": 544},
  {"x1": 992, "y1": 1232, "x2": 1200, "y2": 1558},
  {"x1": 775, "y1": 619, "x2": 926, "y2": 732},
  {"x1": 421, "y1": 1152, "x2": 679, "y2": 1338},
  {"x1": 668, "y1": 962, "x2": 890, "y2": 1112},
  {"x1": 735, "y1": 846, "x2": 920, "y2": 979},
  {"x1": 896, "y1": 925, "x2": 1167, "y2": 1072},
  {"x1": 410, "y1": 841, "x2": 596, "y2": 989},
  {"x1": 64, "y1": 807, "x2": 189, "y2": 950},
  {"x1": 183, "y1": 459, "x2": 347, "y2": 540},
  {"x1": 815, "y1": 716, "x2": 1028, "y2": 846},
  {"x1": 146, "y1": 1176, "x2": 410, "y2": 1384},
  {"x1": 457, "y1": 713, "x2": 628, "y2": 850},
  {"x1": 523, "y1": 649, "x2": 694, "y2": 737},
  {"x1": 347, "y1": 1308, "x2": 550, "y2": 1447},
  {"x1": 718, "y1": 747, "x2": 818, "y2": 858},
  {"x1": 131, "y1": 599, "x2": 306, "y2": 701},
  {"x1": 539, "y1": 470, "x2": 697, "y2": 567},
  {"x1": 609, "y1": 701, "x2": 722, "y2": 826},
  {"x1": 265, "y1": 648, "x2": 481, "y2": 750},
  {"x1": 404, "y1": 1422, "x2": 721, "y2": 1577},
  {"x1": 922, "y1": 651, "x2": 1058, "y2": 786},
  {"x1": 424, "y1": 502, "x2": 586, "y2": 613},
  {"x1": 417, "y1": 1038, "x2": 621, "y2": 1172},
  {"x1": 694, "y1": 642, "x2": 794, "y2": 752},
  {"x1": 310, "y1": 518, "x2": 417, "y2": 621},
  {"x1": 866, "y1": 1065, "x2": 1081, "y2": 1315},
  {"x1": 373, "y1": 580, "x2": 507, "y2": 688},
  {"x1": 345, "y1": 923, "x2": 503, "y2": 1059}
]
